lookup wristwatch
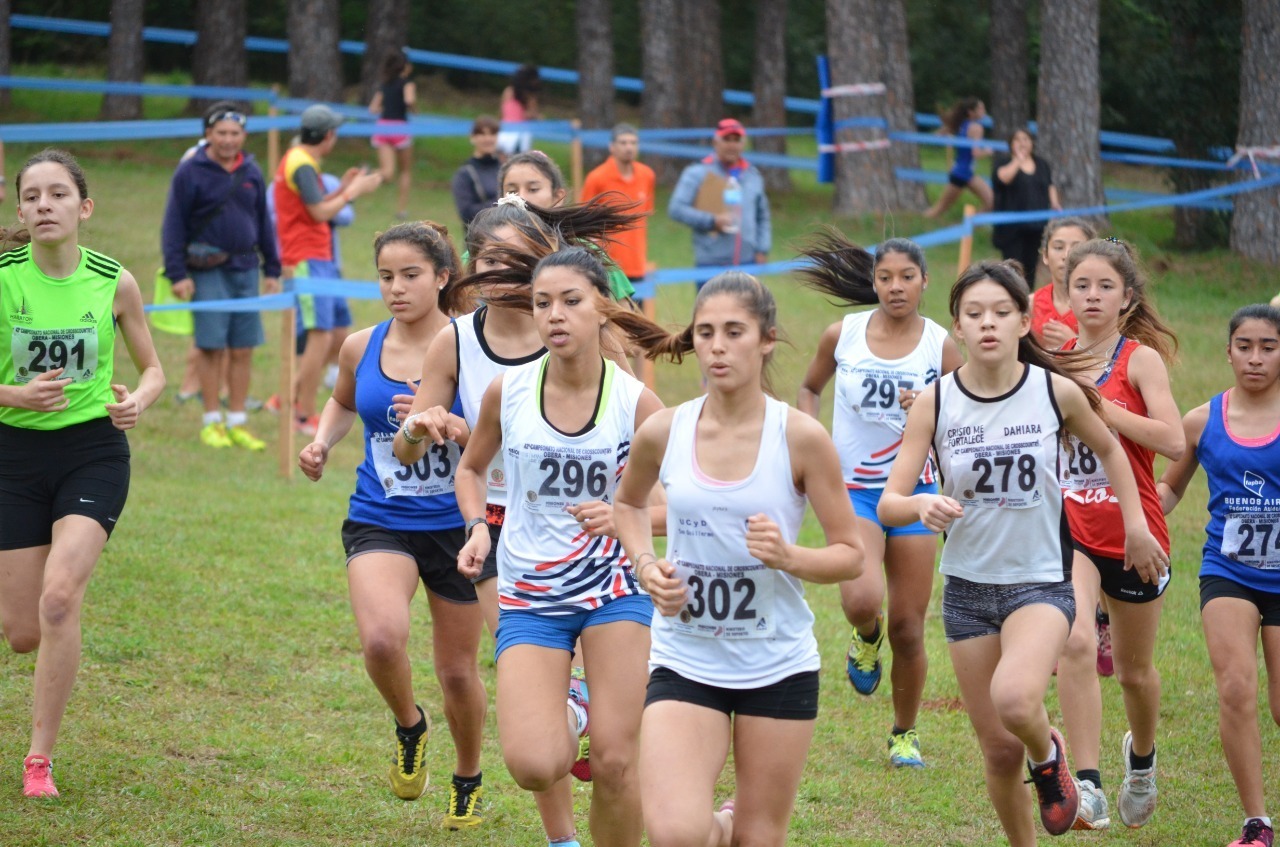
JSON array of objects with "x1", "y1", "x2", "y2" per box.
[{"x1": 465, "y1": 516, "x2": 487, "y2": 534}]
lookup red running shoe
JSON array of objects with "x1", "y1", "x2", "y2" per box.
[
  {"x1": 1096, "y1": 607, "x2": 1114, "y2": 677},
  {"x1": 1026, "y1": 728, "x2": 1079, "y2": 836},
  {"x1": 568, "y1": 668, "x2": 591, "y2": 782},
  {"x1": 23, "y1": 755, "x2": 58, "y2": 798}
]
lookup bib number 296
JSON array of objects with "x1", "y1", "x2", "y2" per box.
[{"x1": 538, "y1": 457, "x2": 608, "y2": 499}]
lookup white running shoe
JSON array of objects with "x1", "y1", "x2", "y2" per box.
[
  {"x1": 1118, "y1": 731, "x2": 1157, "y2": 828},
  {"x1": 1072, "y1": 779, "x2": 1111, "y2": 830}
]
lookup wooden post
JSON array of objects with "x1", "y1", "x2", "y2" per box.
[
  {"x1": 956, "y1": 204, "x2": 976, "y2": 273},
  {"x1": 267, "y1": 85, "x2": 281, "y2": 178},
  {"x1": 639, "y1": 296, "x2": 657, "y2": 392},
  {"x1": 278, "y1": 265, "x2": 296, "y2": 479},
  {"x1": 0, "y1": 140, "x2": 6, "y2": 201},
  {"x1": 570, "y1": 119, "x2": 584, "y2": 200}
]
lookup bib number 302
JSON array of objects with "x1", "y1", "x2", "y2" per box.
[{"x1": 669, "y1": 559, "x2": 775, "y2": 639}]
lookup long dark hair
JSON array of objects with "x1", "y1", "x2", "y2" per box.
[
  {"x1": 1229, "y1": 303, "x2": 1280, "y2": 341},
  {"x1": 373, "y1": 220, "x2": 459, "y2": 311},
  {"x1": 1065, "y1": 238, "x2": 1178, "y2": 362},
  {"x1": 950, "y1": 260, "x2": 1101, "y2": 414},
  {"x1": 511, "y1": 63, "x2": 542, "y2": 108},
  {"x1": 943, "y1": 97, "x2": 982, "y2": 134},
  {"x1": 797, "y1": 230, "x2": 927, "y2": 308},
  {"x1": 499, "y1": 151, "x2": 566, "y2": 198}
]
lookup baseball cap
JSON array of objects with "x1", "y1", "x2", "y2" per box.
[
  {"x1": 715, "y1": 118, "x2": 747, "y2": 139},
  {"x1": 300, "y1": 104, "x2": 344, "y2": 135}
]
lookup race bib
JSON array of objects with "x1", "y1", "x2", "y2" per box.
[
  {"x1": 1059, "y1": 436, "x2": 1110, "y2": 492},
  {"x1": 519, "y1": 449, "x2": 613, "y2": 515},
  {"x1": 669, "y1": 558, "x2": 775, "y2": 639},
  {"x1": 949, "y1": 443, "x2": 1044, "y2": 509},
  {"x1": 665, "y1": 560, "x2": 773, "y2": 639},
  {"x1": 370, "y1": 433, "x2": 459, "y2": 498},
  {"x1": 1221, "y1": 512, "x2": 1280, "y2": 569},
  {"x1": 851, "y1": 371, "x2": 914, "y2": 428},
  {"x1": 10, "y1": 326, "x2": 98, "y2": 384}
]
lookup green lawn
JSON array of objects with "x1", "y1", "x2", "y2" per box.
[{"x1": 0, "y1": 75, "x2": 1277, "y2": 846}]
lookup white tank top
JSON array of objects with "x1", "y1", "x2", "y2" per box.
[
  {"x1": 496, "y1": 357, "x2": 645, "y2": 614},
  {"x1": 652, "y1": 395, "x2": 818, "y2": 688},
  {"x1": 455, "y1": 307, "x2": 546, "y2": 507},
  {"x1": 932, "y1": 364, "x2": 1071, "y2": 584},
  {"x1": 833, "y1": 311, "x2": 947, "y2": 489}
]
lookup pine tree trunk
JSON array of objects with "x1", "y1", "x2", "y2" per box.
[
  {"x1": 680, "y1": 0, "x2": 725, "y2": 129},
  {"x1": 0, "y1": 0, "x2": 11, "y2": 109},
  {"x1": 191, "y1": 0, "x2": 248, "y2": 114},
  {"x1": 360, "y1": 0, "x2": 409, "y2": 105},
  {"x1": 288, "y1": 0, "x2": 343, "y2": 102},
  {"x1": 1036, "y1": 0, "x2": 1105, "y2": 216},
  {"x1": 989, "y1": 0, "x2": 1029, "y2": 140},
  {"x1": 640, "y1": 0, "x2": 681, "y2": 184},
  {"x1": 752, "y1": 0, "x2": 792, "y2": 193},
  {"x1": 879, "y1": 0, "x2": 926, "y2": 210},
  {"x1": 577, "y1": 0, "x2": 616, "y2": 171},
  {"x1": 1230, "y1": 0, "x2": 1280, "y2": 264},
  {"x1": 101, "y1": 0, "x2": 145, "y2": 121},
  {"x1": 826, "y1": 0, "x2": 897, "y2": 215}
]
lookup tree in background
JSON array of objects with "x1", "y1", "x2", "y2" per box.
[
  {"x1": 0, "y1": 0, "x2": 10, "y2": 109},
  {"x1": 1230, "y1": 0, "x2": 1280, "y2": 264},
  {"x1": 288, "y1": 0, "x2": 342, "y2": 101},
  {"x1": 825, "y1": 0, "x2": 897, "y2": 215},
  {"x1": 577, "y1": 0, "x2": 615, "y2": 171},
  {"x1": 878, "y1": 0, "x2": 926, "y2": 210},
  {"x1": 988, "y1": 0, "x2": 1029, "y2": 140},
  {"x1": 752, "y1": 0, "x2": 791, "y2": 192},
  {"x1": 191, "y1": 0, "x2": 248, "y2": 114},
  {"x1": 639, "y1": 0, "x2": 681, "y2": 183},
  {"x1": 1036, "y1": 0, "x2": 1104, "y2": 213},
  {"x1": 359, "y1": 0, "x2": 409, "y2": 104},
  {"x1": 679, "y1": 0, "x2": 725, "y2": 130},
  {"x1": 101, "y1": 0, "x2": 144, "y2": 120}
]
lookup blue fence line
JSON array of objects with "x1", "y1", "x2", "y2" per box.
[
  {"x1": 141, "y1": 171, "x2": 1280, "y2": 313},
  {"x1": 12, "y1": 13, "x2": 1192, "y2": 156}
]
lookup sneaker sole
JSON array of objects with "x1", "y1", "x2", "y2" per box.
[{"x1": 1072, "y1": 815, "x2": 1111, "y2": 831}]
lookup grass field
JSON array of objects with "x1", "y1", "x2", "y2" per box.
[{"x1": 0, "y1": 71, "x2": 1278, "y2": 846}]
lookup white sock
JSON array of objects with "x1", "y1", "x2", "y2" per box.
[
  {"x1": 1246, "y1": 816, "x2": 1272, "y2": 829},
  {"x1": 226, "y1": 410, "x2": 248, "y2": 428},
  {"x1": 567, "y1": 699, "x2": 588, "y2": 737},
  {"x1": 202, "y1": 410, "x2": 223, "y2": 426},
  {"x1": 1029, "y1": 743, "x2": 1058, "y2": 769}
]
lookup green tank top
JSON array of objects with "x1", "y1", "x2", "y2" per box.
[{"x1": 0, "y1": 244, "x2": 121, "y2": 430}]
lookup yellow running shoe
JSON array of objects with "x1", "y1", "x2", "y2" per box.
[
  {"x1": 199, "y1": 422, "x2": 232, "y2": 448},
  {"x1": 443, "y1": 774, "x2": 484, "y2": 829},
  {"x1": 389, "y1": 710, "x2": 429, "y2": 800},
  {"x1": 227, "y1": 425, "x2": 266, "y2": 452}
]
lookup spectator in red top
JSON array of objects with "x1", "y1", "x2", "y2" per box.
[
  {"x1": 580, "y1": 124, "x2": 656, "y2": 301},
  {"x1": 1030, "y1": 217, "x2": 1096, "y2": 349}
]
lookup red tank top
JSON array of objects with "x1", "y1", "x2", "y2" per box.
[
  {"x1": 1031, "y1": 284, "x2": 1078, "y2": 347},
  {"x1": 1060, "y1": 337, "x2": 1170, "y2": 557}
]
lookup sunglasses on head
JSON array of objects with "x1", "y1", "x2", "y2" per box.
[{"x1": 207, "y1": 111, "x2": 248, "y2": 128}]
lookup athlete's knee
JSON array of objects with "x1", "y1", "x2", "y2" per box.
[
  {"x1": 433, "y1": 656, "x2": 482, "y2": 697},
  {"x1": 3, "y1": 621, "x2": 40, "y2": 653},
  {"x1": 39, "y1": 586, "x2": 83, "y2": 630},
  {"x1": 886, "y1": 615, "x2": 925, "y2": 658},
  {"x1": 586, "y1": 741, "x2": 636, "y2": 790},
  {"x1": 981, "y1": 734, "x2": 1028, "y2": 776},
  {"x1": 502, "y1": 746, "x2": 564, "y2": 792},
  {"x1": 1061, "y1": 619, "x2": 1097, "y2": 663},
  {"x1": 644, "y1": 814, "x2": 709, "y2": 847},
  {"x1": 360, "y1": 627, "x2": 409, "y2": 667},
  {"x1": 1113, "y1": 657, "x2": 1158, "y2": 692},
  {"x1": 1215, "y1": 669, "x2": 1257, "y2": 711},
  {"x1": 991, "y1": 685, "x2": 1042, "y2": 733}
]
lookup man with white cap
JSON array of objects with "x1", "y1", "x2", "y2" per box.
[{"x1": 274, "y1": 104, "x2": 382, "y2": 435}]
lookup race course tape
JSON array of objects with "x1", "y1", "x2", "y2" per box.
[{"x1": 143, "y1": 170, "x2": 1280, "y2": 311}]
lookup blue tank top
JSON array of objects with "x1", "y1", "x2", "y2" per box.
[
  {"x1": 1197, "y1": 391, "x2": 1280, "y2": 592},
  {"x1": 951, "y1": 119, "x2": 975, "y2": 180},
  {"x1": 347, "y1": 320, "x2": 465, "y2": 531}
]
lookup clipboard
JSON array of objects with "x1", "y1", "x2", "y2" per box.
[{"x1": 694, "y1": 171, "x2": 727, "y2": 215}]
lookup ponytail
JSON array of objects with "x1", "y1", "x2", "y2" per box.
[{"x1": 796, "y1": 228, "x2": 876, "y2": 307}]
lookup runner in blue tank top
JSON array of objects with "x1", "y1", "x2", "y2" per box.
[
  {"x1": 298, "y1": 221, "x2": 488, "y2": 828},
  {"x1": 1158, "y1": 304, "x2": 1280, "y2": 847}
]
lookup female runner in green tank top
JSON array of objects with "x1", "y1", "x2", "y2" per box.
[{"x1": 0, "y1": 149, "x2": 165, "y2": 798}]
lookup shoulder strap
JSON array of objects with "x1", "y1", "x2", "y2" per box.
[
  {"x1": 189, "y1": 166, "x2": 253, "y2": 243},
  {"x1": 465, "y1": 165, "x2": 486, "y2": 203}
]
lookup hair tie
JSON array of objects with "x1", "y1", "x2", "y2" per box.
[
  {"x1": 1105, "y1": 236, "x2": 1123, "y2": 245},
  {"x1": 497, "y1": 193, "x2": 528, "y2": 210}
]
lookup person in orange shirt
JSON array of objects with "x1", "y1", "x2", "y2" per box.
[{"x1": 580, "y1": 124, "x2": 656, "y2": 305}]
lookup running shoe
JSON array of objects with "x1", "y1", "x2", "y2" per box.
[
  {"x1": 1072, "y1": 778, "x2": 1111, "y2": 830},
  {"x1": 227, "y1": 426, "x2": 266, "y2": 452},
  {"x1": 1229, "y1": 819, "x2": 1275, "y2": 847},
  {"x1": 296, "y1": 416, "x2": 320, "y2": 438},
  {"x1": 175, "y1": 390, "x2": 198, "y2": 405},
  {"x1": 200, "y1": 422, "x2": 232, "y2": 448},
  {"x1": 324, "y1": 364, "x2": 340, "y2": 390},
  {"x1": 1118, "y1": 731, "x2": 1157, "y2": 828},
  {"x1": 220, "y1": 395, "x2": 265, "y2": 412},
  {"x1": 443, "y1": 775, "x2": 484, "y2": 829},
  {"x1": 389, "y1": 712, "x2": 429, "y2": 800},
  {"x1": 264, "y1": 394, "x2": 283, "y2": 414},
  {"x1": 1096, "y1": 606, "x2": 1114, "y2": 677},
  {"x1": 568, "y1": 667, "x2": 591, "y2": 782},
  {"x1": 846, "y1": 615, "x2": 885, "y2": 695},
  {"x1": 1025, "y1": 727, "x2": 1079, "y2": 836},
  {"x1": 22, "y1": 754, "x2": 58, "y2": 798},
  {"x1": 887, "y1": 728, "x2": 925, "y2": 768}
]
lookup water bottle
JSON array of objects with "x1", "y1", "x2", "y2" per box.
[{"x1": 721, "y1": 175, "x2": 742, "y2": 234}]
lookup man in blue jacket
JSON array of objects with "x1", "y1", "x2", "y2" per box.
[
  {"x1": 668, "y1": 118, "x2": 772, "y2": 286},
  {"x1": 162, "y1": 102, "x2": 281, "y2": 451}
]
